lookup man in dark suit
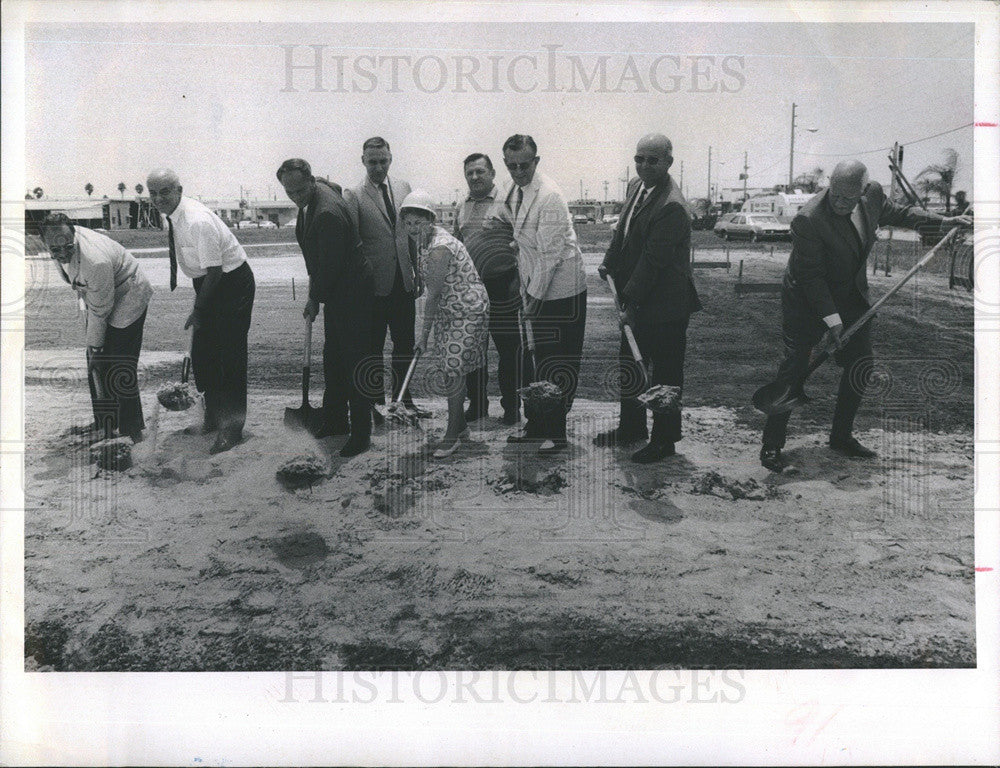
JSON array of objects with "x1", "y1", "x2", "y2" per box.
[
  {"x1": 596, "y1": 133, "x2": 703, "y2": 463},
  {"x1": 343, "y1": 137, "x2": 420, "y2": 418},
  {"x1": 760, "y1": 160, "x2": 970, "y2": 472},
  {"x1": 278, "y1": 158, "x2": 374, "y2": 457}
]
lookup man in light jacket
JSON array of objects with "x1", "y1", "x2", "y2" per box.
[
  {"x1": 500, "y1": 134, "x2": 588, "y2": 455},
  {"x1": 41, "y1": 212, "x2": 154, "y2": 442}
]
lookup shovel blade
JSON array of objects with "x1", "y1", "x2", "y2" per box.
[
  {"x1": 284, "y1": 404, "x2": 319, "y2": 432},
  {"x1": 752, "y1": 381, "x2": 811, "y2": 415}
]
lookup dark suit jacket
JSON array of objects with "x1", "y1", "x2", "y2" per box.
[
  {"x1": 296, "y1": 179, "x2": 373, "y2": 308},
  {"x1": 784, "y1": 181, "x2": 945, "y2": 323},
  {"x1": 601, "y1": 174, "x2": 702, "y2": 324},
  {"x1": 343, "y1": 176, "x2": 416, "y2": 297}
]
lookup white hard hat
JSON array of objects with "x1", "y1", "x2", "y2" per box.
[{"x1": 399, "y1": 190, "x2": 437, "y2": 219}]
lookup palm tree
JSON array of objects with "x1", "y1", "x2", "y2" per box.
[
  {"x1": 85, "y1": 182, "x2": 94, "y2": 197},
  {"x1": 117, "y1": 182, "x2": 126, "y2": 198},
  {"x1": 33, "y1": 187, "x2": 43, "y2": 199},
  {"x1": 135, "y1": 183, "x2": 144, "y2": 196},
  {"x1": 914, "y1": 149, "x2": 958, "y2": 212},
  {"x1": 792, "y1": 166, "x2": 825, "y2": 193}
]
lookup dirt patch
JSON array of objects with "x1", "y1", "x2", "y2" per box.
[
  {"x1": 22, "y1": 387, "x2": 975, "y2": 671},
  {"x1": 689, "y1": 471, "x2": 786, "y2": 501}
]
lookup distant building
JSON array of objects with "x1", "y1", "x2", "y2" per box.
[
  {"x1": 204, "y1": 199, "x2": 298, "y2": 227},
  {"x1": 432, "y1": 203, "x2": 458, "y2": 229},
  {"x1": 24, "y1": 197, "x2": 161, "y2": 234},
  {"x1": 568, "y1": 200, "x2": 622, "y2": 221},
  {"x1": 741, "y1": 191, "x2": 817, "y2": 221}
]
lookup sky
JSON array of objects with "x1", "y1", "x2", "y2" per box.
[{"x1": 24, "y1": 21, "x2": 974, "y2": 204}]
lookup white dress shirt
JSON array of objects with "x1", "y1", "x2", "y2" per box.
[
  {"x1": 166, "y1": 196, "x2": 249, "y2": 278},
  {"x1": 500, "y1": 172, "x2": 587, "y2": 302}
]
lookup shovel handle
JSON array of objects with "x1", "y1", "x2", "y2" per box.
[
  {"x1": 523, "y1": 315, "x2": 539, "y2": 381},
  {"x1": 181, "y1": 326, "x2": 193, "y2": 384},
  {"x1": 810, "y1": 226, "x2": 964, "y2": 375},
  {"x1": 392, "y1": 348, "x2": 422, "y2": 407},
  {"x1": 606, "y1": 275, "x2": 648, "y2": 380},
  {"x1": 301, "y1": 316, "x2": 313, "y2": 404}
]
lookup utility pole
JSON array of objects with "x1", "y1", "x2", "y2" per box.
[
  {"x1": 679, "y1": 160, "x2": 684, "y2": 191},
  {"x1": 788, "y1": 102, "x2": 797, "y2": 189},
  {"x1": 889, "y1": 142, "x2": 901, "y2": 201},
  {"x1": 580, "y1": 180, "x2": 584, "y2": 200},
  {"x1": 742, "y1": 151, "x2": 748, "y2": 202},
  {"x1": 603, "y1": 180, "x2": 609, "y2": 202},
  {"x1": 707, "y1": 146, "x2": 712, "y2": 201}
]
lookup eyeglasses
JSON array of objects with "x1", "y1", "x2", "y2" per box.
[
  {"x1": 48, "y1": 244, "x2": 75, "y2": 257},
  {"x1": 505, "y1": 160, "x2": 537, "y2": 171},
  {"x1": 634, "y1": 156, "x2": 661, "y2": 166}
]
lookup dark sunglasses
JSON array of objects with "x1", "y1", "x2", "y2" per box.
[
  {"x1": 634, "y1": 155, "x2": 661, "y2": 166},
  {"x1": 505, "y1": 160, "x2": 537, "y2": 171}
]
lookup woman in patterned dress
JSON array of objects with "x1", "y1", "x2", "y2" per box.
[{"x1": 400, "y1": 191, "x2": 490, "y2": 458}]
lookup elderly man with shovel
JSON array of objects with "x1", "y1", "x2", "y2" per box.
[
  {"x1": 757, "y1": 160, "x2": 971, "y2": 473},
  {"x1": 596, "y1": 134, "x2": 702, "y2": 464}
]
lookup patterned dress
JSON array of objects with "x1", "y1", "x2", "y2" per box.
[{"x1": 419, "y1": 226, "x2": 490, "y2": 391}]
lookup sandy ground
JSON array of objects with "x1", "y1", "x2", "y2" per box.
[{"x1": 23, "y1": 377, "x2": 975, "y2": 670}]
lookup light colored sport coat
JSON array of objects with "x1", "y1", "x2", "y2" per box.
[{"x1": 345, "y1": 176, "x2": 417, "y2": 297}]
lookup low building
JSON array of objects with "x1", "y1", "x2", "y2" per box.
[{"x1": 568, "y1": 200, "x2": 622, "y2": 221}]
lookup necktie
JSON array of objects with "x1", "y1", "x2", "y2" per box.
[
  {"x1": 167, "y1": 216, "x2": 178, "y2": 291},
  {"x1": 624, "y1": 187, "x2": 647, "y2": 238},
  {"x1": 380, "y1": 182, "x2": 396, "y2": 227},
  {"x1": 514, "y1": 187, "x2": 524, "y2": 220}
]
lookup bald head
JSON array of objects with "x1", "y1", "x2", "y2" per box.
[
  {"x1": 828, "y1": 160, "x2": 868, "y2": 215},
  {"x1": 634, "y1": 133, "x2": 674, "y2": 187},
  {"x1": 147, "y1": 168, "x2": 183, "y2": 216}
]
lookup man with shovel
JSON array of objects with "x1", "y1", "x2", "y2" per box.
[
  {"x1": 278, "y1": 158, "x2": 374, "y2": 457},
  {"x1": 596, "y1": 133, "x2": 702, "y2": 463},
  {"x1": 147, "y1": 168, "x2": 256, "y2": 455},
  {"x1": 759, "y1": 160, "x2": 971, "y2": 473}
]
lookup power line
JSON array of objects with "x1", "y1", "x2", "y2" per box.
[{"x1": 794, "y1": 122, "x2": 973, "y2": 158}]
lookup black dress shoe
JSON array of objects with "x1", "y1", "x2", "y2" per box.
[
  {"x1": 371, "y1": 406, "x2": 385, "y2": 427},
  {"x1": 209, "y1": 432, "x2": 240, "y2": 455},
  {"x1": 593, "y1": 426, "x2": 648, "y2": 447},
  {"x1": 760, "y1": 447, "x2": 786, "y2": 473},
  {"x1": 314, "y1": 421, "x2": 350, "y2": 439},
  {"x1": 501, "y1": 409, "x2": 520, "y2": 425},
  {"x1": 339, "y1": 434, "x2": 371, "y2": 458},
  {"x1": 829, "y1": 436, "x2": 877, "y2": 459},
  {"x1": 631, "y1": 441, "x2": 676, "y2": 464},
  {"x1": 464, "y1": 405, "x2": 489, "y2": 422}
]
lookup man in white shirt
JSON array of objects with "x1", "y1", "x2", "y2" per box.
[
  {"x1": 500, "y1": 134, "x2": 588, "y2": 455},
  {"x1": 760, "y1": 159, "x2": 970, "y2": 473},
  {"x1": 41, "y1": 213, "x2": 153, "y2": 442},
  {"x1": 147, "y1": 168, "x2": 256, "y2": 454}
]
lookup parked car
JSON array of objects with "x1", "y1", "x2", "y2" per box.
[
  {"x1": 235, "y1": 219, "x2": 277, "y2": 229},
  {"x1": 572, "y1": 213, "x2": 594, "y2": 224},
  {"x1": 715, "y1": 213, "x2": 789, "y2": 242},
  {"x1": 690, "y1": 212, "x2": 718, "y2": 231},
  {"x1": 713, "y1": 213, "x2": 738, "y2": 238},
  {"x1": 602, "y1": 213, "x2": 620, "y2": 226}
]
